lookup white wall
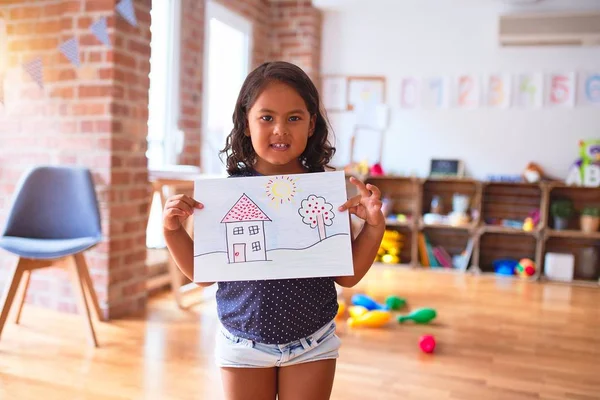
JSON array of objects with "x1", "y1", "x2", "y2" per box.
[{"x1": 320, "y1": 0, "x2": 600, "y2": 180}]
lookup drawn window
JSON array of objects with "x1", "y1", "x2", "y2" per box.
[
  {"x1": 249, "y1": 225, "x2": 259, "y2": 235},
  {"x1": 252, "y1": 241, "x2": 261, "y2": 252},
  {"x1": 233, "y1": 227, "x2": 243, "y2": 235}
]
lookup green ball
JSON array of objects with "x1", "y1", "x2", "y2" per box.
[{"x1": 385, "y1": 296, "x2": 406, "y2": 310}]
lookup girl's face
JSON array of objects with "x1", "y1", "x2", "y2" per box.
[{"x1": 246, "y1": 81, "x2": 316, "y2": 175}]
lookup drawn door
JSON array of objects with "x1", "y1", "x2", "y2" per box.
[{"x1": 233, "y1": 243, "x2": 246, "y2": 263}]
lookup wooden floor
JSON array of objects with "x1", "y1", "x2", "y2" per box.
[{"x1": 1, "y1": 265, "x2": 599, "y2": 400}]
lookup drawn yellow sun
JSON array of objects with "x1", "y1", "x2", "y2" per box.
[{"x1": 265, "y1": 176, "x2": 298, "y2": 206}]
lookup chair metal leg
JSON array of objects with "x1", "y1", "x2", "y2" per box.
[
  {"x1": 74, "y1": 253, "x2": 104, "y2": 322},
  {"x1": 68, "y1": 256, "x2": 98, "y2": 347},
  {"x1": 0, "y1": 258, "x2": 26, "y2": 340},
  {"x1": 15, "y1": 270, "x2": 31, "y2": 324}
]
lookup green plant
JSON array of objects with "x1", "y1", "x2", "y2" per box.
[
  {"x1": 551, "y1": 199, "x2": 574, "y2": 218},
  {"x1": 581, "y1": 206, "x2": 600, "y2": 217}
]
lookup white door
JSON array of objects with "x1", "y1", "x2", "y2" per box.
[{"x1": 202, "y1": 1, "x2": 252, "y2": 175}]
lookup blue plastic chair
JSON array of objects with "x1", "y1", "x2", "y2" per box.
[{"x1": 0, "y1": 166, "x2": 104, "y2": 346}]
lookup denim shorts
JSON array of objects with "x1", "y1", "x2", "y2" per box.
[{"x1": 215, "y1": 320, "x2": 341, "y2": 368}]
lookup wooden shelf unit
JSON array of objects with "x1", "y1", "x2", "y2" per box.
[{"x1": 362, "y1": 175, "x2": 600, "y2": 285}]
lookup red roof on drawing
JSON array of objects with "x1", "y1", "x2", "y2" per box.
[{"x1": 221, "y1": 194, "x2": 271, "y2": 223}]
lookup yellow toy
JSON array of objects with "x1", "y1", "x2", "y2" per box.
[
  {"x1": 347, "y1": 309, "x2": 392, "y2": 328},
  {"x1": 375, "y1": 230, "x2": 404, "y2": 264},
  {"x1": 336, "y1": 300, "x2": 346, "y2": 319},
  {"x1": 348, "y1": 305, "x2": 368, "y2": 318},
  {"x1": 523, "y1": 217, "x2": 534, "y2": 232}
]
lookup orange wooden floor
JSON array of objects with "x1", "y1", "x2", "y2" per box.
[{"x1": 1, "y1": 265, "x2": 599, "y2": 399}]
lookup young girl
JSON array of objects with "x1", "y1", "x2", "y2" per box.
[{"x1": 163, "y1": 61, "x2": 384, "y2": 400}]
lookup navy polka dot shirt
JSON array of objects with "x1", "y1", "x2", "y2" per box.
[{"x1": 216, "y1": 169, "x2": 339, "y2": 344}]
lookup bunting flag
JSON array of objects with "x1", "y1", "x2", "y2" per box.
[
  {"x1": 90, "y1": 17, "x2": 111, "y2": 47},
  {"x1": 59, "y1": 37, "x2": 80, "y2": 68},
  {"x1": 23, "y1": 57, "x2": 44, "y2": 89},
  {"x1": 116, "y1": 0, "x2": 137, "y2": 27}
]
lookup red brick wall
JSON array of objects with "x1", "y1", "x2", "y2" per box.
[
  {"x1": 108, "y1": 0, "x2": 152, "y2": 317},
  {"x1": 0, "y1": 0, "x2": 151, "y2": 319},
  {"x1": 270, "y1": 0, "x2": 322, "y2": 83}
]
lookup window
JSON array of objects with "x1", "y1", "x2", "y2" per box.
[
  {"x1": 146, "y1": 0, "x2": 182, "y2": 249},
  {"x1": 147, "y1": 0, "x2": 182, "y2": 169},
  {"x1": 233, "y1": 227, "x2": 244, "y2": 235},
  {"x1": 252, "y1": 241, "x2": 261, "y2": 252},
  {"x1": 249, "y1": 225, "x2": 259, "y2": 235},
  {"x1": 202, "y1": 1, "x2": 252, "y2": 174}
]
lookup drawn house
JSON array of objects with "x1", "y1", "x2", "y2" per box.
[{"x1": 221, "y1": 194, "x2": 271, "y2": 263}]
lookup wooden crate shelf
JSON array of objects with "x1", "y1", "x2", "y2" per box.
[
  {"x1": 543, "y1": 237, "x2": 600, "y2": 282},
  {"x1": 356, "y1": 174, "x2": 599, "y2": 285},
  {"x1": 477, "y1": 232, "x2": 538, "y2": 274}
]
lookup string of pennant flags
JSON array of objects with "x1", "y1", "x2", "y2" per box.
[{"x1": 18, "y1": 0, "x2": 136, "y2": 91}]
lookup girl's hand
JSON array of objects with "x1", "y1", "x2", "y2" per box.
[
  {"x1": 163, "y1": 194, "x2": 204, "y2": 231},
  {"x1": 339, "y1": 177, "x2": 385, "y2": 228}
]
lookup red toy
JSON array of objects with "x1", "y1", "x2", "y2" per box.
[{"x1": 419, "y1": 335, "x2": 436, "y2": 353}]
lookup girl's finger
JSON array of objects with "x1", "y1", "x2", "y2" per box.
[
  {"x1": 350, "y1": 177, "x2": 371, "y2": 198},
  {"x1": 167, "y1": 209, "x2": 187, "y2": 218},
  {"x1": 366, "y1": 184, "x2": 381, "y2": 199},
  {"x1": 339, "y1": 194, "x2": 361, "y2": 211},
  {"x1": 170, "y1": 201, "x2": 193, "y2": 215}
]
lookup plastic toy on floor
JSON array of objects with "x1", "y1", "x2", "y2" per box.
[
  {"x1": 419, "y1": 335, "x2": 436, "y2": 353},
  {"x1": 351, "y1": 294, "x2": 406, "y2": 311},
  {"x1": 347, "y1": 309, "x2": 392, "y2": 328},
  {"x1": 397, "y1": 307, "x2": 437, "y2": 324},
  {"x1": 336, "y1": 300, "x2": 346, "y2": 319}
]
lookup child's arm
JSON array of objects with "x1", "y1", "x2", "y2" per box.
[
  {"x1": 162, "y1": 194, "x2": 214, "y2": 287},
  {"x1": 335, "y1": 177, "x2": 385, "y2": 288}
]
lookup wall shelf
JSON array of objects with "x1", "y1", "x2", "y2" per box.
[{"x1": 362, "y1": 175, "x2": 599, "y2": 285}]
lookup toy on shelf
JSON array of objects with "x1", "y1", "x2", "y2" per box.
[
  {"x1": 370, "y1": 163, "x2": 385, "y2": 176},
  {"x1": 493, "y1": 258, "x2": 518, "y2": 275},
  {"x1": 397, "y1": 307, "x2": 437, "y2": 324},
  {"x1": 515, "y1": 258, "x2": 536, "y2": 278},
  {"x1": 566, "y1": 139, "x2": 600, "y2": 187},
  {"x1": 419, "y1": 335, "x2": 436, "y2": 353},
  {"x1": 522, "y1": 162, "x2": 546, "y2": 183},
  {"x1": 347, "y1": 309, "x2": 392, "y2": 328},
  {"x1": 376, "y1": 230, "x2": 404, "y2": 264}
]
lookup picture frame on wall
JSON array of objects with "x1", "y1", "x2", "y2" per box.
[
  {"x1": 429, "y1": 159, "x2": 465, "y2": 178},
  {"x1": 321, "y1": 75, "x2": 348, "y2": 112},
  {"x1": 347, "y1": 76, "x2": 386, "y2": 111}
]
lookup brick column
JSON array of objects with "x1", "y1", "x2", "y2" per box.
[{"x1": 0, "y1": 0, "x2": 151, "y2": 319}]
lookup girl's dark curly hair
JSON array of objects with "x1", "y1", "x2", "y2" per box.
[{"x1": 220, "y1": 61, "x2": 336, "y2": 175}]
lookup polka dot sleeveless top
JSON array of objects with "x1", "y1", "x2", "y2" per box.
[{"x1": 216, "y1": 169, "x2": 339, "y2": 344}]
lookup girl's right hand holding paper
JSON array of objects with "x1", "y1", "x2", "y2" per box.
[{"x1": 163, "y1": 194, "x2": 203, "y2": 232}]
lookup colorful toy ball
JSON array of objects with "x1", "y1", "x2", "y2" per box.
[
  {"x1": 515, "y1": 258, "x2": 536, "y2": 277},
  {"x1": 419, "y1": 335, "x2": 436, "y2": 353}
]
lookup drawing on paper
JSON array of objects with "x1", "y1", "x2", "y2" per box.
[
  {"x1": 192, "y1": 171, "x2": 354, "y2": 283},
  {"x1": 265, "y1": 175, "x2": 298, "y2": 206},
  {"x1": 298, "y1": 195, "x2": 335, "y2": 241},
  {"x1": 221, "y1": 193, "x2": 271, "y2": 264}
]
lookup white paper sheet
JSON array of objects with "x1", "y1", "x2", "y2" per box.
[{"x1": 193, "y1": 171, "x2": 354, "y2": 282}]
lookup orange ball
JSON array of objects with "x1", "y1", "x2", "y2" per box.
[{"x1": 515, "y1": 258, "x2": 536, "y2": 277}]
